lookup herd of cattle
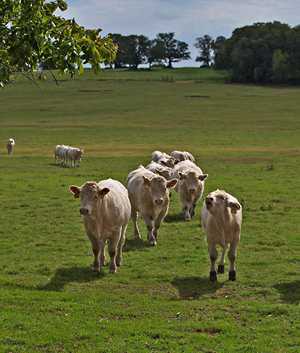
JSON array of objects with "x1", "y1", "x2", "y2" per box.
[
  {"x1": 54, "y1": 145, "x2": 84, "y2": 168},
  {"x1": 5, "y1": 140, "x2": 241, "y2": 282},
  {"x1": 69, "y1": 149, "x2": 242, "y2": 282}
]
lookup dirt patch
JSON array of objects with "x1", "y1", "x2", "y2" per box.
[
  {"x1": 193, "y1": 327, "x2": 221, "y2": 336},
  {"x1": 185, "y1": 95, "x2": 211, "y2": 99}
]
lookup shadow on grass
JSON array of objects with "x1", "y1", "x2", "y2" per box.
[
  {"x1": 124, "y1": 238, "x2": 149, "y2": 252},
  {"x1": 164, "y1": 213, "x2": 183, "y2": 223},
  {"x1": 171, "y1": 276, "x2": 223, "y2": 300},
  {"x1": 274, "y1": 280, "x2": 300, "y2": 304},
  {"x1": 39, "y1": 266, "x2": 104, "y2": 291}
]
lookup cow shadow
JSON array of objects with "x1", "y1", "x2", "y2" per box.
[
  {"x1": 38, "y1": 266, "x2": 104, "y2": 291},
  {"x1": 274, "y1": 280, "x2": 300, "y2": 304},
  {"x1": 164, "y1": 213, "x2": 183, "y2": 223},
  {"x1": 171, "y1": 276, "x2": 223, "y2": 300},
  {"x1": 124, "y1": 238, "x2": 149, "y2": 252}
]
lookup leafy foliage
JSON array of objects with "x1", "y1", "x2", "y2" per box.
[
  {"x1": 0, "y1": 0, "x2": 117, "y2": 85},
  {"x1": 109, "y1": 32, "x2": 190, "y2": 69},
  {"x1": 214, "y1": 21, "x2": 300, "y2": 83},
  {"x1": 195, "y1": 35, "x2": 214, "y2": 67}
]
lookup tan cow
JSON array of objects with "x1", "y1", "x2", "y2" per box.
[
  {"x1": 173, "y1": 160, "x2": 208, "y2": 221},
  {"x1": 69, "y1": 179, "x2": 131, "y2": 273},
  {"x1": 127, "y1": 166, "x2": 177, "y2": 246},
  {"x1": 201, "y1": 189, "x2": 242, "y2": 282}
]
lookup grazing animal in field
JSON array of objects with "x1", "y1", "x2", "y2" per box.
[
  {"x1": 201, "y1": 189, "x2": 242, "y2": 282},
  {"x1": 127, "y1": 166, "x2": 177, "y2": 246},
  {"x1": 151, "y1": 150, "x2": 177, "y2": 168},
  {"x1": 69, "y1": 179, "x2": 131, "y2": 273},
  {"x1": 146, "y1": 161, "x2": 174, "y2": 180},
  {"x1": 6, "y1": 138, "x2": 15, "y2": 155},
  {"x1": 173, "y1": 160, "x2": 208, "y2": 221},
  {"x1": 170, "y1": 150, "x2": 195, "y2": 163},
  {"x1": 55, "y1": 145, "x2": 84, "y2": 167}
]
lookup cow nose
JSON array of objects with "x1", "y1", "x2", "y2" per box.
[
  {"x1": 155, "y1": 198, "x2": 163, "y2": 205},
  {"x1": 190, "y1": 188, "x2": 196, "y2": 194},
  {"x1": 80, "y1": 208, "x2": 89, "y2": 215},
  {"x1": 206, "y1": 197, "x2": 213, "y2": 206}
]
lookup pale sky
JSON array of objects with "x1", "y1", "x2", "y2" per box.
[{"x1": 64, "y1": 0, "x2": 300, "y2": 66}]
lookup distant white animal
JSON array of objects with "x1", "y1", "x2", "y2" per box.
[
  {"x1": 173, "y1": 160, "x2": 208, "y2": 220},
  {"x1": 146, "y1": 161, "x2": 174, "y2": 180},
  {"x1": 127, "y1": 166, "x2": 177, "y2": 246},
  {"x1": 54, "y1": 145, "x2": 84, "y2": 167},
  {"x1": 151, "y1": 150, "x2": 177, "y2": 168},
  {"x1": 201, "y1": 189, "x2": 242, "y2": 282},
  {"x1": 69, "y1": 179, "x2": 131, "y2": 273},
  {"x1": 170, "y1": 150, "x2": 195, "y2": 163},
  {"x1": 7, "y1": 138, "x2": 15, "y2": 155}
]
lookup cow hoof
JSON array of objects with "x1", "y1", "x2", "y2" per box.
[
  {"x1": 109, "y1": 267, "x2": 117, "y2": 274},
  {"x1": 217, "y1": 265, "x2": 225, "y2": 274},
  {"x1": 92, "y1": 266, "x2": 101, "y2": 273},
  {"x1": 229, "y1": 271, "x2": 236, "y2": 281},
  {"x1": 149, "y1": 239, "x2": 157, "y2": 246},
  {"x1": 209, "y1": 271, "x2": 217, "y2": 282}
]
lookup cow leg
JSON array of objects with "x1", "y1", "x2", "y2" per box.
[
  {"x1": 116, "y1": 225, "x2": 127, "y2": 267},
  {"x1": 90, "y1": 239, "x2": 101, "y2": 273},
  {"x1": 153, "y1": 210, "x2": 166, "y2": 242},
  {"x1": 131, "y1": 210, "x2": 141, "y2": 239},
  {"x1": 228, "y1": 242, "x2": 238, "y2": 281},
  {"x1": 108, "y1": 232, "x2": 121, "y2": 273},
  {"x1": 208, "y1": 243, "x2": 218, "y2": 281},
  {"x1": 183, "y1": 206, "x2": 191, "y2": 221},
  {"x1": 144, "y1": 216, "x2": 156, "y2": 246},
  {"x1": 218, "y1": 245, "x2": 227, "y2": 274}
]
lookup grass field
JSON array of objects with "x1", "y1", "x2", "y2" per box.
[{"x1": 0, "y1": 68, "x2": 300, "y2": 353}]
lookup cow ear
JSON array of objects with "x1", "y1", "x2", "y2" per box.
[
  {"x1": 228, "y1": 201, "x2": 241, "y2": 213},
  {"x1": 178, "y1": 172, "x2": 186, "y2": 180},
  {"x1": 199, "y1": 174, "x2": 208, "y2": 181},
  {"x1": 69, "y1": 185, "x2": 81, "y2": 198},
  {"x1": 143, "y1": 176, "x2": 151, "y2": 186},
  {"x1": 98, "y1": 188, "x2": 110, "y2": 197},
  {"x1": 166, "y1": 179, "x2": 177, "y2": 189}
]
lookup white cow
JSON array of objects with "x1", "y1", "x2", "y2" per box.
[
  {"x1": 55, "y1": 145, "x2": 84, "y2": 167},
  {"x1": 127, "y1": 166, "x2": 177, "y2": 246},
  {"x1": 173, "y1": 160, "x2": 208, "y2": 221},
  {"x1": 170, "y1": 150, "x2": 195, "y2": 163},
  {"x1": 69, "y1": 179, "x2": 131, "y2": 273},
  {"x1": 7, "y1": 138, "x2": 15, "y2": 155},
  {"x1": 151, "y1": 150, "x2": 177, "y2": 168},
  {"x1": 146, "y1": 161, "x2": 174, "y2": 180},
  {"x1": 201, "y1": 189, "x2": 242, "y2": 282}
]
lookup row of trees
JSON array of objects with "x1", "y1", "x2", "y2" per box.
[
  {"x1": 108, "y1": 33, "x2": 191, "y2": 69},
  {"x1": 213, "y1": 21, "x2": 300, "y2": 83}
]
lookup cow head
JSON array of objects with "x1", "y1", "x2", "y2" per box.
[{"x1": 143, "y1": 176, "x2": 177, "y2": 206}]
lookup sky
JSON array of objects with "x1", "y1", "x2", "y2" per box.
[{"x1": 64, "y1": 0, "x2": 300, "y2": 66}]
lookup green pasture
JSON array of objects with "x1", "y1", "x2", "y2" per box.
[{"x1": 0, "y1": 68, "x2": 299, "y2": 353}]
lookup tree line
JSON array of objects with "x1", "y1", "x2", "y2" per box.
[
  {"x1": 1, "y1": 2, "x2": 300, "y2": 87},
  {"x1": 109, "y1": 22, "x2": 300, "y2": 84}
]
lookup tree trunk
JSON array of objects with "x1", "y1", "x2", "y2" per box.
[{"x1": 168, "y1": 58, "x2": 173, "y2": 68}]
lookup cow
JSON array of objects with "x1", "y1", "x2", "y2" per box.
[
  {"x1": 170, "y1": 150, "x2": 195, "y2": 163},
  {"x1": 173, "y1": 160, "x2": 208, "y2": 221},
  {"x1": 127, "y1": 166, "x2": 177, "y2": 246},
  {"x1": 146, "y1": 161, "x2": 174, "y2": 180},
  {"x1": 151, "y1": 150, "x2": 177, "y2": 168},
  {"x1": 201, "y1": 189, "x2": 242, "y2": 282},
  {"x1": 69, "y1": 179, "x2": 131, "y2": 273},
  {"x1": 7, "y1": 138, "x2": 15, "y2": 155}
]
